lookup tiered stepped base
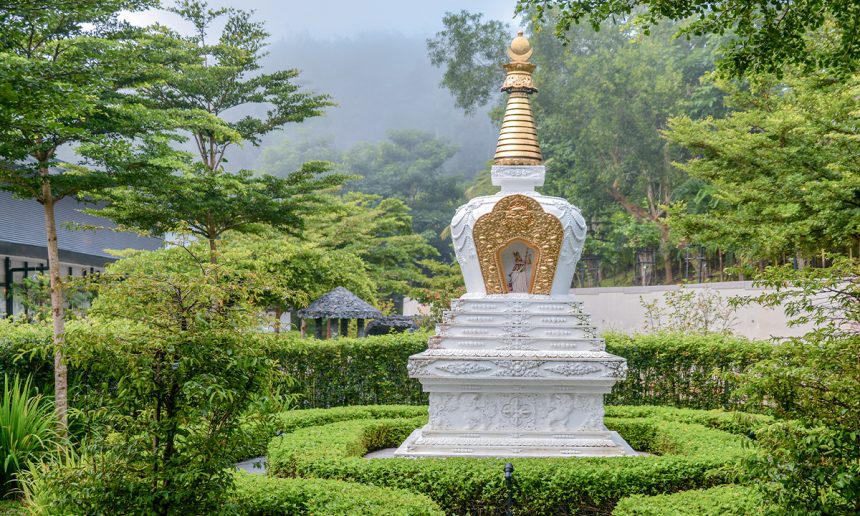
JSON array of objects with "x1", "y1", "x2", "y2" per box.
[{"x1": 395, "y1": 294, "x2": 635, "y2": 458}]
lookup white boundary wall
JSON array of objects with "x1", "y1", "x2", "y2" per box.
[
  {"x1": 570, "y1": 281, "x2": 812, "y2": 340},
  {"x1": 404, "y1": 281, "x2": 813, "y2": 340}
]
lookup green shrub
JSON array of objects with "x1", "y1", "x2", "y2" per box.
[
  {"x1": 231, "y1": 472, "x2": 444, "y2": 515},
  {"x1": 613, "y1": 485, "x2": 768, "y2": 515},
  {"x1": 265, "y1": 405, "x2": 763, "y2": 515},
  {"x1": 0, "y1": 323, "x2": 774, "y2": 412},
  {"x1": 261, "y1": 332, "x2": 428, "y2": 408},
  {"x1": 0, "y1": 321, "x2": 52, "y2": 393},
  {"x1": 605, "y1": 332, "x2": 772, "y2": 409},
  {"x1": 0, "y1": 374, "x2": 56, "y2": 495}
]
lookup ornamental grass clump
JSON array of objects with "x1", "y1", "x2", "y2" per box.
[{"x1": 0, "y1": 374, "x2": 56, "y2": 495}]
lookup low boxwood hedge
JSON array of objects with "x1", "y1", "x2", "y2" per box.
[
  {"x1": 264, "y1": 405, "x2": 770, "y2": 515},
  {"x1": 613, "y1": 485, "x2": 769, "y2": 515},
  {"x1": 231, "y1": 472, "x2": 444, "y2": 515}
]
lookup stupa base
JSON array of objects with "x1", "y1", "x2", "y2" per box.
[{"x1": 394, "y1": 426, "x2": 637, "y2": 458}]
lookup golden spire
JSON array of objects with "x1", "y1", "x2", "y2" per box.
[{"x1": 494, "y1": 30, "x2": 542, "y2": 166}]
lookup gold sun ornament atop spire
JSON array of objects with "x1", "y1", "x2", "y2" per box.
[{"x1": 494, "y1": 30, "x2": 542, "y2": 166}]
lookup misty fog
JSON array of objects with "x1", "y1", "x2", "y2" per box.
[{"x1": 222, "y1": 31, "x2": 501, "y2": 178}]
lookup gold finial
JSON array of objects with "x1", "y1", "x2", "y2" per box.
[
  {"x1": 494, "y1": 30, "x2": 542, "y2": 166},
  {"x1": 507, "y1": 30, "x2": 533, "y2": 63}
]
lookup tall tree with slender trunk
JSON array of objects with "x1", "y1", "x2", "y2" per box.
[
  {"x1": 97, "y1": 0, "x2": 339, "y2": 265},
  {"x1": 0, "y1": 0, "x2": 187, "y2": 433}
]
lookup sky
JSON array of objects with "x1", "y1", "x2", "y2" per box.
[{"x1": 126, "y1": 0, "x2": 519, "y2": 40}]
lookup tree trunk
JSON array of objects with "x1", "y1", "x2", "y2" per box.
[
  {"x1": 273, "y1": 308, "x2": 283, "y2": 334},
  {"x1": 208, "y1": 236, "x2": 217, "y2": 265},
  {"x1": 659, "y1": 225, "x2": 673, "y2": 284},
  {"x1": 40, "y1": 176, "x2": 68, "y2": 435}
]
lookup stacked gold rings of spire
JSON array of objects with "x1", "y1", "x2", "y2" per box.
[{"x1": 494, "y1": 31, "x2": 542, "y2": 166}]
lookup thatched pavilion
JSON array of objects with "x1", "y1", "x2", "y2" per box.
[{"x1": 297, "y1": 287, "x2": 382, "y2": 339}]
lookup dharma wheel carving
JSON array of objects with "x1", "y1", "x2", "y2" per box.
[{"x1": 472, "y1": 194, "x2": 563, "y2": 294}]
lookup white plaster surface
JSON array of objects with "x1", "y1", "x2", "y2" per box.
[{"x1": 573, "y1": 282, "x2": 813, "y2": 340}]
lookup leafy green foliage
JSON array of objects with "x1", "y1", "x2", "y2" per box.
[
  {"x1": 343, "y1": 130, "x2": 465, "y2": 259},
  {"x1": 231, "y1": 472, "x2": 444, "y2": 515},
  {"x1": 605, "y1": 332, "x2": 771, "y2": 409},
  {"x1": 0, "y1": 0, "x2": 185, "y2": 432},
  {"x1": 641, "y1": 286, "x2": 738, "y2": 334},
  {"x1": 426, "y1": 11, "x2": 510, "y2": 114},
  {"x1": 263, "y1": 332, "x2": 429, "y2": 409},
  {"x1": 732, "y1": 258, "x2": 860, "y2": 513},
  {"x1": 53, "y1": 246, "x2": 277, "y2": 514},
  {"x1": 0, "y1": 320, "x2": 52, "y2": 391},
  {"x1": 613, "y1": 484, "x2": 768, "y2": 515},
  {"x1": 516, "y1": 0, "x2": 860, "y2": 77},
  {"x1": 220, "y1": 230, "x2": 377, "y2": 321},
  {"x1": 0, "y1": 374, "x2": 56, "y2": 495},
  {"x1": 155, "y1": 0, "x2": 332, "y2": 149},
  {"x1": 0, "y1": 325, "x2": 774, "y2": 412},
  {"x1": 98, "y1": 160, "x2": 350, "y2": 263},
  {"x1": 666, "y1": 73, "x2": 860, "y2": 260},
  {"x1": 303, "y1": 192, "x2": 438, "y2": 297},
  {"x1": 265, "y1": 405, "x2": 760, "y2": 515},
  {"x1": 96, "y1": 1, "x2": 344, "y2": 263},
  {"x1": 410, "y1": 260, "x2": 465, "y2": 326}
]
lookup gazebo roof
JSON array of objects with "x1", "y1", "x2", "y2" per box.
[{"x1": 297, "y1": 287, "x2": 382, "y2": 319}]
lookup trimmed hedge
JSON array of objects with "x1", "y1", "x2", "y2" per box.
[
  {"x1": 0, "y1": 322, "x2": 772, "y2": 410},
  {"x1": 605, "y1": 332, "x2": 772, "y2": 409},
  {"x1": 231, "y1": 472, "x2": 444, "y2": 515},
  {"x1": 262, "y1": 334, "x2": 427, "y2": 408},
  {"x1": 265, "y1": 405, "x2": 770, "y2": 515},
  {"x1": 613, "y1": 485, "x2": 769, "y2": 515}
]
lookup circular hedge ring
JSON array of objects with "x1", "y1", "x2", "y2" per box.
[{"x1": 266, "y1": 405, "x2": 771, "y2": 515}]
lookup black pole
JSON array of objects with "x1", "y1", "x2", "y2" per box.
[
  {"x1": 4, "y1": 257, "x2": 12, "y2": 318},
  {"x1": 504, "y1": 463, "x2": 514, "y2": 516}
]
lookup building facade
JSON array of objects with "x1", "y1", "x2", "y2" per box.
[{"x1": 0, "y1": 191, "x2": 161, "y2": 316}]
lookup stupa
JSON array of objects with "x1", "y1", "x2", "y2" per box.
[{"x1": 395, "y1": 31, "x2": 635, "y2": 458}]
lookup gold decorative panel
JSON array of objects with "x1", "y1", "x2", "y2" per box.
[{"x1": 472, "y1": 195, "x2": 563, "y2": 295}]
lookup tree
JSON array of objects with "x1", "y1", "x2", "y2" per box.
[
  {"x1": 343, "y1": 130, "x2": 466, "y2": 259},
  {"x1": 735, "y1": 258, "x2": 860, "y2": 513},
  {"x1": 98, "y1": 0, "x2": 341, "y2": 264},
  {"x1": 0, "y1": 0, "x2": 177, "y2": 433},
  {"x1": 426, "y1": 11, "x2": 510, "y2": 114},
  {"x1": 516, "y1": 0, "x2": 860, "y2": 77},
  {"x1": 303, "y1": 192, "x2": 438, "y2": 298},
  {"x1": 218, "y1": 230, "x2": 377, "y2": 332},
  {"x1": 49, "y1": 245, "x2": 275, "y2": 514},
  {"x1": 97, "y1": 160, "x2": 349, "y2": 264},
  {"x1": 665, "y1": 71, "x2": 860, "y2": 262},
  {"x1": 258, "y1": 135, "x2": 343, "y2": 178}
]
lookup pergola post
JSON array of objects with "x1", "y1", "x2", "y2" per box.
[
  {"x1": 314, "y1": 318, "x2": 323, "y2": 339},
  {"x1": 300, "y1": 318, "x2": 307, "y2": 338},
  {"x1": 326, "y1": 319, "x2": 332, "y2": 339},
  {"x1": 339, "y1": 318, "x2": 349, "y2": 338},
  {"x1": 357, "y1": 318, "x2": 366, "y2": 338}
]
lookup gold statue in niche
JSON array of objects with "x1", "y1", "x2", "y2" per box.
[{"x1": 473, "y1": 195, "x2": 563, "y2": 294}]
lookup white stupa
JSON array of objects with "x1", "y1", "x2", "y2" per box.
[{"x1": 395, "y1": 31, "x2": 635, "y2": 458}]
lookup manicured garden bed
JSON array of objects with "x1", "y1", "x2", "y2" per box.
[{"x1": 260, "y1": 405, "x2": 771, "y2": 515}]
